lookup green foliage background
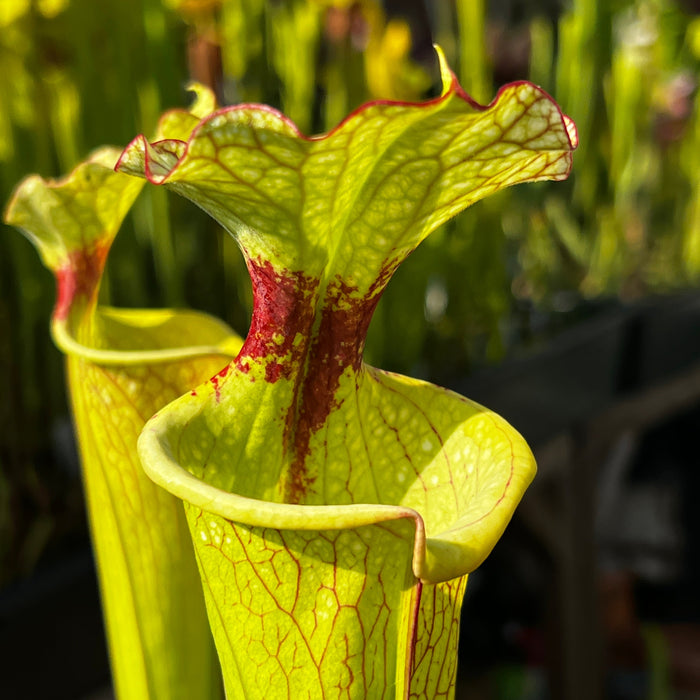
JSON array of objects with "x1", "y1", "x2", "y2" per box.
[{"x1": 1, "y1": 0, "x2": 699, "y2": 584}]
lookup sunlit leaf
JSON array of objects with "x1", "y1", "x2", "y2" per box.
[{"x1": 121, "y1": 48, "x2": 576, "y2": 698}]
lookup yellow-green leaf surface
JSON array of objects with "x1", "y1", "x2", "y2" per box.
[
  {"x1": 5, "y1": 89, "x2": 242, "y2": 700},
  {"x1": 125, "y1": 49, "x2": 577, "y2": 699}
]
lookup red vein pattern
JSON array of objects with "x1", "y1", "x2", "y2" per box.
[{"x1": 190, "y1": 509, "x2": 417, "y2": 699}]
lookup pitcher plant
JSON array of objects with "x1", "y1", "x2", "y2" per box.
[
  {"x1": 4, "y1": 87, "x2": 240, "y2": 700},
  {"x1": 114, "y1": 48, "x2": 577, "y2": 699}
]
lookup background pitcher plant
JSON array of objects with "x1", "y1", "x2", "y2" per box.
[{"x1": 4, "y1": 87, "x2": 241, "y2": 700}]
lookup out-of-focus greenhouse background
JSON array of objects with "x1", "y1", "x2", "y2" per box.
[{"x1": 1, "y1": 0, "x2": 700, "y2": 698}]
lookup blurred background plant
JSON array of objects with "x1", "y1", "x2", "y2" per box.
[{"x1": 1, "y1": 0, "x2": 699, "y2": 685}]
